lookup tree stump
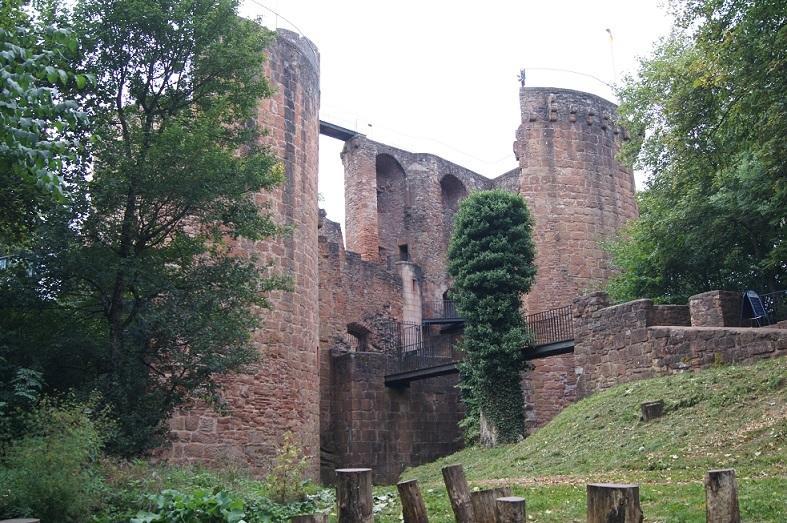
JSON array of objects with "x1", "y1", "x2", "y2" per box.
[
  {"x1": 586, "y1": 483, "x2": 643, "y2": 523},
  {"x1": 471, "y1": 487, "x2": 512, "y2": 523},
  {"x1": 441, "y1": 464, "x2": 475, "y2": 523},
  {"x1": 495, "y1": 496, "x2": 526, "y2": 523},
  {"x1": 705, "y1": 469, "x2": 740, "y2": 523},
  {"x1": 640, "y1": 400, "x2": 665, "y2": 421},
  {"x1": 290, "y1": 514, "x2": 328, "y2": 523},
  {"x1": 397, "y1": 479, "x2": 429, "y2": 523},
  {"x1": 336, "y1": 468, "x2": 373, "y2": 523}
]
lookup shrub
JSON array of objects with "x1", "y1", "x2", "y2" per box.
[
  {"x1": 263, "y1": 431, "x2": 309, "y2": 503},
  {"x1": 0, "y1": 395, "x2": 112, "y2": 521},
  {"x1": 131, "y1": 489, "x2": 246, "y2": 523}
]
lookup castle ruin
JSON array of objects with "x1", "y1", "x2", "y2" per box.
[{"x1": 162, "y1": 29, "x2": 786, "y2": 485}]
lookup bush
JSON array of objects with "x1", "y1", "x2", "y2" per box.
[
  {"x1": 263, "y1": 432, "x2": 308, "y2": 504},
  {"x1": 0, "y1": 395, "x2": 111, "y2": 521}
]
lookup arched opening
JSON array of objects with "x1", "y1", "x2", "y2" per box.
[
  {"x1": 346, "y1": 322, "x2": 370, "y2": 352},
  {"x1": 376, "y1": 154, "x2": 407, "y2": 259},
  {"x1": 440, "y1": 174, "x2": 468, "y2": 240}
]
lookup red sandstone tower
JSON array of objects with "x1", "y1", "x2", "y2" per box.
[
  {"x1": 167, "y1": 29, "x2": 321, "y2": 477},
  {"x1": 514, "y1": 86, "x2": 638, "y2": 428}
]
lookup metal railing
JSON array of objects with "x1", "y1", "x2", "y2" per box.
[
  {"x1": 761, "y1": 290, "x2": 787, "y2": 324},
  {"x1": 383, "y1": 320, "x2": 459, "y2": 376},
  {"x1": 524, "y1": 305, "x2": 574, "y2": 347},
  {"x1": 384, "y1": 304, "x2": 575, "y2": 376},
  {"x1": 423, "y1": 300, "x2": 463, "y2": 322}
]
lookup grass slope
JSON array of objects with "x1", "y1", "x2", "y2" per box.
[{"x1": 373, "y1": 358, "x2": 787, "y2": 522}]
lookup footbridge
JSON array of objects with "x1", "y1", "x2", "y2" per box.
[{"x1": 384, "y1": 304, "x2": 574, "y2": 387}]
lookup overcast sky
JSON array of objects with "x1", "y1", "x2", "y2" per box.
[{"x1": 240, "y1": 0, "x2": 674, "y2": 230}]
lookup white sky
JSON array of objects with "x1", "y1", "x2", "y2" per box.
[{"x1": 241, "y1": 0, "x2": 674, "y2": 231}]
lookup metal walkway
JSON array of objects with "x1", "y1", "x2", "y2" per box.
[{"x1": 384, "y1": 305, "x2": 575, "y2": 387}]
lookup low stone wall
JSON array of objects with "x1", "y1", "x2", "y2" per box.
[
  {"x1": 573, "y1": 292, "x2": 787, "y2": 398},
  {"x1": 521, "y1": 353, "x2": 577, "y2": 430},
  {"x1": 689, "y1": 290, "x2": 742, "y2": 327},
  {"x1": 648, "y1": 304, "x2": 691, "y2": 326}
]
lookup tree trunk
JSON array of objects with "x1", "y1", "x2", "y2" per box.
[
  {"x1": 495, "y1": 496, "x2": 526, "y2": 523},
  {"x1": 586, "y1": 483, "x2": 643, "y2": 523},
  {"x1": 479, "y1": 410, "x2": 499, "y2": 447},
  {"x1": 441, "y1": 464, "x2": 475, "y2": 523},
  {"x1": 336, "y1": 468, "x2": 373, "y2": 523},
  {"x1": 705, "y1": 469, "x2": 740, "y2": 523},
  {"x1": 471, "y1": 487, "x2": 511, "y2": 523},
  {"x1": 397, "y1": 479, "x2": 429, "y2": 523}
]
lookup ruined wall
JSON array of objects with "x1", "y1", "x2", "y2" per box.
[
  {"x1": 331, "y1": 351, "x2": 463, "y2": 485},
  {"x1": 521, "y1": 354, "x2": 577, "y2": 429},
  {"x1": 167, "y1": 29, "x2": 321, "y2": 477},
  {"x1": 317, "y1": 213, "x2": 404, "y2": 482},
  {"x1": 689, "y1": 290, "x2": 743, "y2": 327},
  {"x1": 343, "y1": 136, "x2": 491, "y2": 307},
  {"x1": 573, "y1": 292, "x2": 787, "y2": 397}
]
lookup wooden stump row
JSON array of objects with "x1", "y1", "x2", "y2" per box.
[{"x1": 288, "y1": 466, "x2": 741, "y2": 523}]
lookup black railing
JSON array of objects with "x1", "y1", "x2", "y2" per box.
[
  {"x1": 761, "y1": 290, "x2": 787, "y2": 324},
  {"x1": 524, "y1": 305, "x2": 574, "y2": 347},
  {"x1": 423, "y1": 300, "x2": 463, "y2": 322},
  {"x1": 385, "y1": 305, "x2": 574, "y2": 377},
  {"x1": 383, "y1": 320, "x2": 460, "y2": 376}
]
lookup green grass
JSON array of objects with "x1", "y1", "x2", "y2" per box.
[{"x1": 372, "y1": 358, "x2": 787, "y2": 522}]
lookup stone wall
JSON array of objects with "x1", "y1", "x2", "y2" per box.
[
  {"x1": 330, "y1": 351, "x2": 463, "y2": 485},
  {"x1": 342, "y1": 136, "x2": 491, "y2": 305},
  {"x1": 521, "y1": 353, "x2": 577, "y2": 429},
  {"x1": 689, "y1": 290, "x2": 743, "y2": 327},
  {"x1": 166, "y1": 29, "x2": 321, "y2": 477},
  {"x1": 512, "y1": 87, "x2": 638, "y2": 315},
  {"x1": 317, "y1": 213, "x2": 404, "y2": 482},
  {"x1": 574, "y1": 292, "x2": 787, "y2": 398}
]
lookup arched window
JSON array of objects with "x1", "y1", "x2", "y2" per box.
[
  {"x1": 440, "y1": 174, "x2": 468, "y2": 237},
  {"x1": 346, "y1": 323, "x2": 370, "y2": 352},
  {"x1": 376, "y1": 154, "x2": 407, "y2": 258}
]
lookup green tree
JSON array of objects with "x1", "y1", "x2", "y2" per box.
[
  {"x1": 609, "y1": 0, "x2": 786, "y2": 303},
  {"x1": 447, "y1": 190, "x2": 536, "y2": 445},
  {"x1": 0, "y1": 0, "x2": 90, "y2": 246},
  {"x1": 0, "y1": 0, "x2": 286, "y2": 455}
]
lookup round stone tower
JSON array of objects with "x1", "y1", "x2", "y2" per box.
[
  {"x1": 167, "y1": 28, "x2": 321, "y2": 478},
  {"x1": 514, "y1": 87, "x2": 638, "y2": 315},
  {"x1": 513, "y1": 87, "x2": 637, "y2": 430}
]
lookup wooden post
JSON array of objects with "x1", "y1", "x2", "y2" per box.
[
  {"x1": 397, "y1": 479, "x2": 429, "y2": 523},
  {"x1": 705, "y1": 469, "x2": 740, "y2": 523},
  {"x1": 336, "y1": 468, "x2": 373, "y2": 523},
  {"x1": 290, "y1": 515, "x2": 328, "y2": 523},
  {"x1": 586, "y1": 484, "x2": 643, "y2": 523},
  {"x1": 495, "y1": 496, "x2": 526, "y2": 523},
  {"x1": 441, "y1": 464, "x2": 475, "y2": 523},
  {"x1": 471, "y1": 487, "x2": 512, "y2": 523},
  {"x1": 640, "y1": 400, "x2": 665, "y2": 421}
]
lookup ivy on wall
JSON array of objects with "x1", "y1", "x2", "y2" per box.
[{"x1": 447, "y1": 190, "x2": 536, "y2": 445}]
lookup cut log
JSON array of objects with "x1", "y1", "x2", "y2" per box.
[
  {"x1": 586, "y1": 483, "x2": 643, "y2": 523},
  {"x1": 397, "y1": 479, "x2": 429, "y2": 523},
  {"x1": 471, "y1": 487, "x2": 512, "y2": 523},
  {"x1": 290, "y1": 514, "x2": 328, "y2": 523},
  {"x1": 705, "y1": 469, "x2": 740, "y2": 523},
  {"x1": 336, "y1": 468, "x2": 373, "y2": 523},
  {"x1": 640, "y1": 400, "x2": 665, "y2": 421},
  {"x1": 441, "y1": 464, "x2": 475, "y2": 523},
  {"x1": 495, "y1": 496, "x2": 526, "y2": 523}
]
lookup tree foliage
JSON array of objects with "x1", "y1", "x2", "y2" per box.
[
  {"x1": 0, "y1": 0, "x2": 286, "y2": 455},
  {"x1": 447, "y1": 190, "x2": 536, "y2": 445},
  {"x1": 0, "y1": 0, "x2": 90, "y2": 246},
  {"x1": 609, "y1": 0, "x2": 786, "y2": 303}
]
